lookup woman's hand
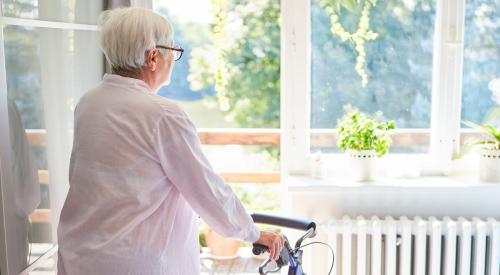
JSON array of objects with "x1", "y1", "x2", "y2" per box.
[{"x1": 255, "y1": 230, "x2": 285, "y2": 261}]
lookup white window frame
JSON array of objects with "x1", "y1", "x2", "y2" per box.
[
  {"x1": 281, "y1": 0, "x2": 467, "y2": 177},
  {"x1": 132, "y1": 0, "x2": 153, "y2": 9},
  {"x1": 281, "y1": 0, "x2": 311, "y2": 175}
]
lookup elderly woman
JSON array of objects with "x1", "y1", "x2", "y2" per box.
[{"x1": 57, "y1": 7, "x2": 283, "y2": 275}]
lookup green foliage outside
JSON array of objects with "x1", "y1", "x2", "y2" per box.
[
  {"x1": 337, "y1": 106, "x2": 395, "y2": 157},
  {"x1": 233, "y1": 184, "x2": 282, "y2": 243},
  {"x1": 462, "y1": 0, "x2": 500, "y2": 124},
  {"x1": 311, "y1": 0, "x2": 436, "y2": 130},
  {"x1": 199, "y1": 230, "x2": 207, "y2": 247},
  {"x1": 5, "y1": 26, "x2": 44, "y2": 129},
  {"x1": 232, "y1": 185, "x2": 280, "y2": 213},
  {"x1": 188, "y1": 0, "x2": 280, "y2": 129}
]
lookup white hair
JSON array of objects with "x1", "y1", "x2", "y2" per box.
[{"x1": 99, "y1": 7, "x2": 173, "y2": 72}]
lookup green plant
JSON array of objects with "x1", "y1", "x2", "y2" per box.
[
  {"x1": 455, "y1": 121, "x2": 500, "y2": 158},
  {"x1": 463, "y1": 121, "x2": 500, "y2": 148},
  {"x1": 189, "y1": 0, "x2": 280, "y2": 129},
  {"x1": 199, "y1": 231, "x2": 207, "y2": 247},
  {"x1": 232, "y1": 185, "x2": 280, "y2": 213},
  {"x1": 337, "y1": 107, "x2": 395, "y2": 157},
  {"x1": 232, "y1": 185, "x2": 281, "y2": 247}
]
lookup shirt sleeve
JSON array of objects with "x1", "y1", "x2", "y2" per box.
[{"x1": 154, "y1": 112, "x2": 260, "y2": 243}]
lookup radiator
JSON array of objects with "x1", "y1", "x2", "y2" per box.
[{"x1": 327, "y1": 216, "x2": 499, "y2": 275}]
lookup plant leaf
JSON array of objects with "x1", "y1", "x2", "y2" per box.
[
  {"x1": 462, "y1": 120, "x2": 499, "y2": 141},
  {"x1": 491, "y1": 127, "x2": 500, "y2": 142},
  {"x1": 453, "y1": 140, "x2": 495, "y2": 159},
  {"x1": 462, "y1": 120, "x2": 485, "y2": 131}
]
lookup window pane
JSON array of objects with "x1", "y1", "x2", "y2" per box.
[
  {"x1": 2, "y1": 0, "x2": 103, "y2": 24},
  {"x1": 154, "y1": 0, "x2": 280, "y2": 129},
  {"x1": 153, "y1": 0, "x2": 281, "y2": 193},
  {"x1": 4, "y1": 25, "x2": 102, "y2": 271},
  {"x1": 461, "y1": 0, "x2": 500, "y2": 127},
  {"x1": 310, "y1": 0, "x2": 436, "y2": 153}
]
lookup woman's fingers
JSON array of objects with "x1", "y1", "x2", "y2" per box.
[
  {"x1": 275, "y1": 236, "x2": 284, "y2": 260},
  {"x1": 269, "y1": 239, "x2": 277, "y2": 260},
  {"x1": 255, "y1": 230, "x2": 285, "y2": 261},
  {"x1": 269, "y1": 243, "x2": 275, "y2": 260},
  {"x1": 274, "y1": 240, "x2": 281, "y2": 261},
  {"x1": 271, "y1": 234, "x2": 284, "y2": 261}
]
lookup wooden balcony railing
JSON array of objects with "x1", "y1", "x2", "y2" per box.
[
  {"x1": 29, "y1": 128, "x2": 281, "y2": 185},
  {"x1": 26, "y1": 128, "x2": 281, "y2": 147},
  {"x1": 37, "y1": 170, "x2": 280, "y2": 186},
  {"x1": 27, "y1": 128, "x2": 280, "y2": 223}
]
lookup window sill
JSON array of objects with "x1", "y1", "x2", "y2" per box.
[
  {"x1": 285, "y1": 175, "x2": 500, "y2": 221},
  {"x1": 286, "y1": 174, "x2": 500, "y2": 189}
]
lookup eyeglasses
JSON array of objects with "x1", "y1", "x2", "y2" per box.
[{"x1": 156, "y1": 45, "x2": 184, "y2": 61}]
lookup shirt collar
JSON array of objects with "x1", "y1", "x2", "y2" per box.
[{"x1": 103, "y1": 73, "x2": 152, "y2": 93}]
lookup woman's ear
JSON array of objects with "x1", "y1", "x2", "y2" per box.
[{"x1": 146, "y1": 49, "x2": 158, "y2": 71}]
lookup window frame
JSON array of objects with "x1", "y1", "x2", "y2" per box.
[{"x1": 281, "y1": 0, "x2": 467, "y2": 176}]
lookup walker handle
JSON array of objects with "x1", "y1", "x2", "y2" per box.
[{"x1": 251, "y1": 213, "x2": 316, "y2": 232}]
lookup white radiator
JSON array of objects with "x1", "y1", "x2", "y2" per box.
[{"x1": 328, "y1": 216, "x2": 500, "y2": 275}]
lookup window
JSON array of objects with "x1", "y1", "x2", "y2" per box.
[
  {"x1": 282, "y1": 0, "x2": 499, "y2": 175},
  {"x1": 154, "y1": 0, "x2": 227, "y2": 127},
  {"x1": 153, "y1": 0, "x2": 280, "y2": 180},
  {"x1": 154, "y1": 0, "x2": 280, "y2": 129},
  {"x1": 310, "y1": 0, "x2": 435, "y2": 154},
  {"x1": 461, "y1": 0, "x2": 500, "y2": 126},
  {"x1": 311, "y1": 0, "x2": 435, "y2": 153}
]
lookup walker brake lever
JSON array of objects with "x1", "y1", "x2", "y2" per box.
[{"x1": 253, "y1": 238, "x2": 291, "y2": 274}]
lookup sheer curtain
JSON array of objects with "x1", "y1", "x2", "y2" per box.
[{"x1": 0, "y1": 1, "x2": 109, "y2": 274}]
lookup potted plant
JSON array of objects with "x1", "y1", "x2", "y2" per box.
[
  {"x1": 461, "y1": 121, "x2": 500, "y2": 182},
  {"x1": 202, "y1": 225, "x2": 242, "y2": 259},
  {"x1": 198, "y1": 186, "x2": 250, "y2": 259},
  {"x1": 199, "y1": 213, "x2": 242, "y2": 259},
  {"x1": 233, "y1": 185, "x2": 282, "y2": 260},
  {"x1": 199, "y1": 185, "x2": 282, "y2": 258},
  {"x1": 337, "y1": 108, "x2": 396, "y2": 181}
]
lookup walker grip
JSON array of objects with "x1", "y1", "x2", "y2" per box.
[{"x1": 252, "y1": 243, "x2": 268, "y2": 255}]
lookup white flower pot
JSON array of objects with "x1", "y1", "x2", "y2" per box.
[
  {"x1": 347, "y1": 150, "x2": 377, "y2": 182},
  {"x1": 479, "y1": 148, "x2": 500, "y2": 182}
]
